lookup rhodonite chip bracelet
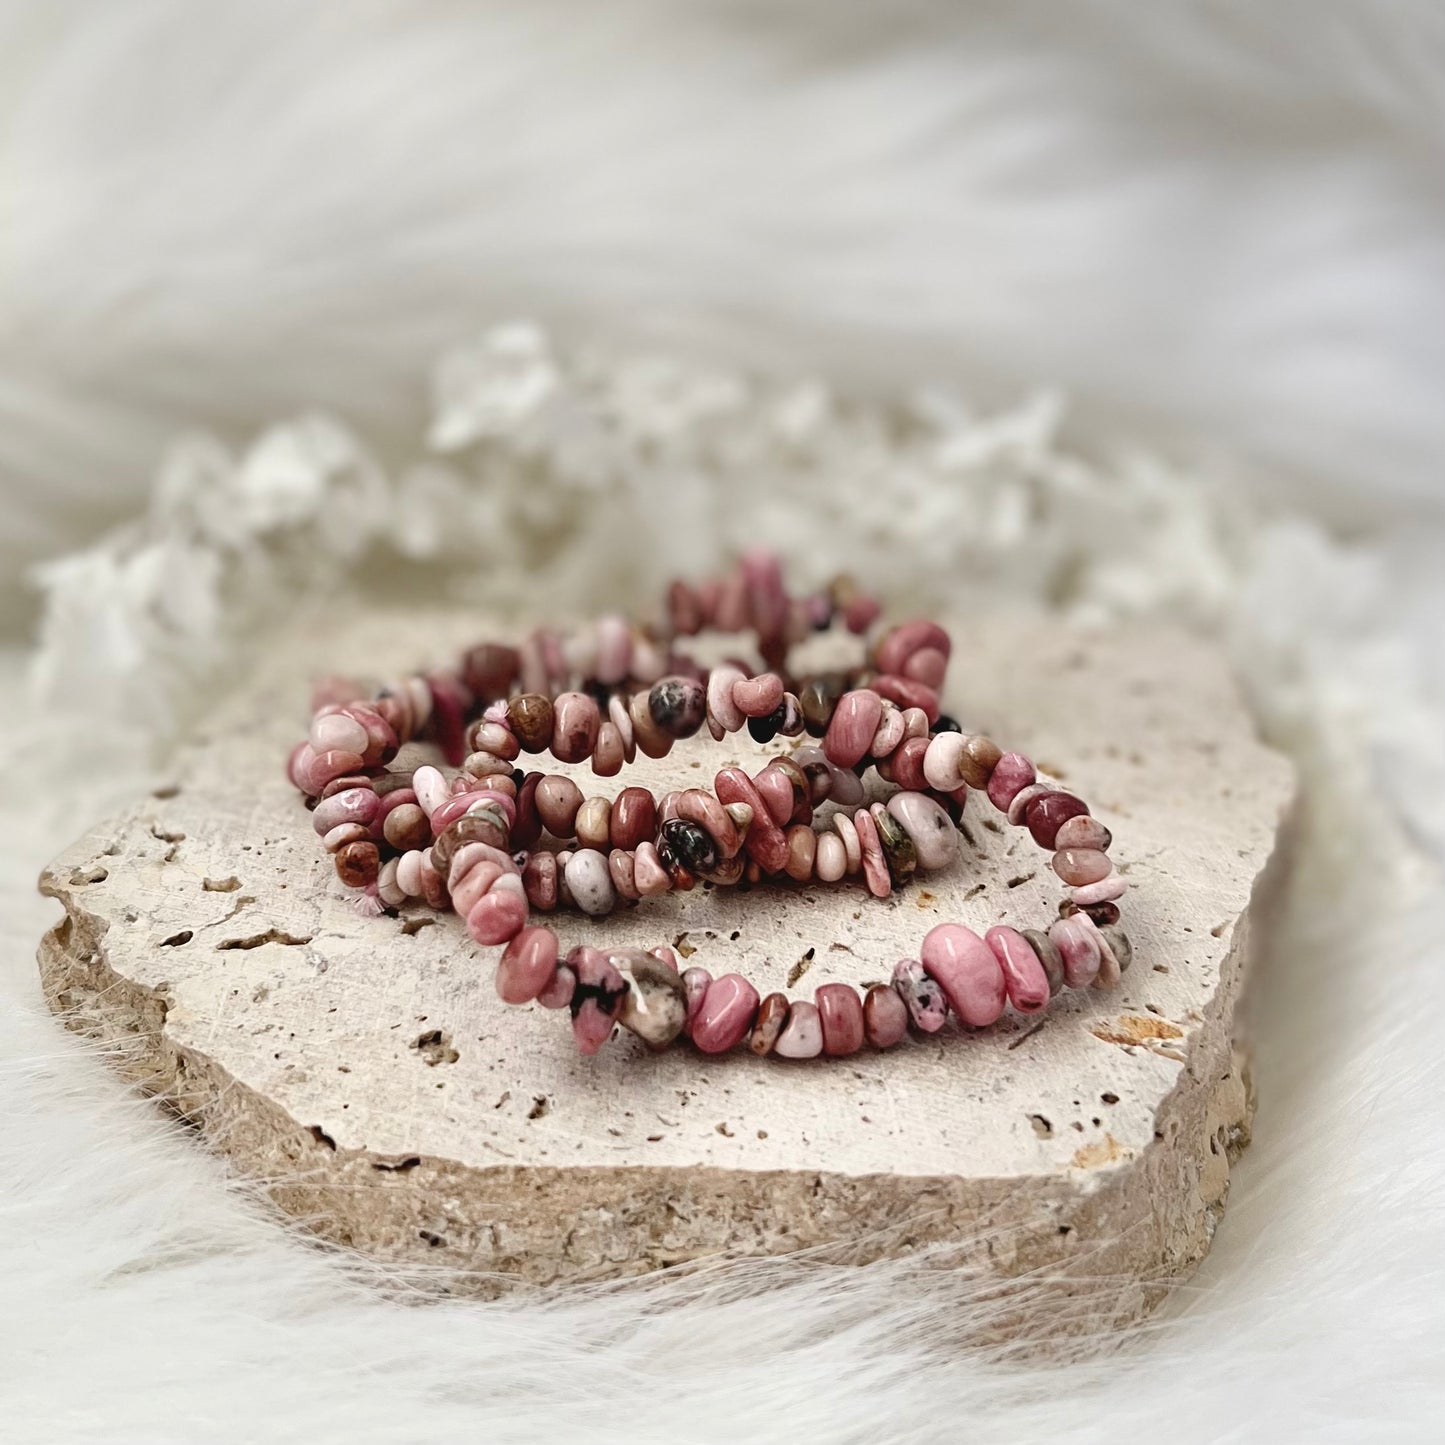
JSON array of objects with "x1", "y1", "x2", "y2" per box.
[{"x1": 287, "y1": 552, "x2": 1132, "y2": 1060}]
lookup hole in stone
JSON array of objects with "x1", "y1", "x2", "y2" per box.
[
  {"x1": 373, "y1": 1156, "x2": 421, "y2": 1173},
  {"x1": 308, "y1": 1125, "x2": 337, "y2": 1150},
  {"x1": 217, "y1": 928, "x2": 312, "y2": 950},
  {"x1": 203, "y1": 876, "x2": 242, "y2": 893},
  {"x1": 412, "y1": 1030, "x2": 459, "y2": 1066},
  {"x1": 527, "y1": 1095, "x2": 550, "y2": 1119},
  {"x1": 160, "y1": 930, "x2": 193, "y2": 947},
  {"x1": 1029, "y1": 1114, "x2": 1053, "y2": 1138}
]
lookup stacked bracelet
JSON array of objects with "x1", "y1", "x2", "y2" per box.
[{"x1": 287, "y1": 553, "x2": 1132, "y2": 1061}]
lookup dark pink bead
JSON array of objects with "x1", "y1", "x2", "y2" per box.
[
  {"x1": 984, "y1": 926, "x2": 1050, "y2": 1013},
  {"x1": 496, "y1": 926, "x2": 560, "y2": 1004},
  {"x1": 875, "y1": 620, "x2": 952, "y2": 678},
  {"x1": 890, "y1": 736, "x2": 931, "y2": 791},
  {"x1": 921, "y1": 923, "x2": 1006, "y2": 1028},
  {"x1": 870, "y1": 674, "x2": 940, "y2": 723},
  {"x1": 823, "y1": 689, "x2": 883, "y2": 769},
  {"x1": 692, "y1": 974, "x2": 760, "y2": 1054},
  {"x1": 1024, "y1": 791, "x2": 1090, "y2": 849},
  {"x1": 569, "y1": 947, "x2": 626, "y2": 1055},
  {"x1": 815, "y1": 983, "x2": 865, "y2": 1056},
  {"x1": 986, "y1": 752, "x2": 1036, "y2": 812},
  {"x1": 714, "y1": 767, "x2": 789, "y2": 873}
]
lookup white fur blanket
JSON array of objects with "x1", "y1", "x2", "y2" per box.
[{"x1": 2, "y1": 5, "x2": 1442, "y2": 1442}]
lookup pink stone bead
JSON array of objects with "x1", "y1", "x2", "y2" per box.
[
  {"x1": 323, "y1": 821, "x2": 369, "y2": 853},
  {"x1": 552, "y1": 692, "x2": 601, "y2": 765},
  {"x1": 832, "y1": 811, "x2": 861, "y2": 874},
  {"x1": 570, "y1": 948, "x2": 626, "y2": 1055},
  {"x1": 863, "y1": 983, "x2": 910, "y2": 1048},
  {"x1": 1005, "y1": 782, "x2": 1055, "y2": 827},
  {"x1": 984, "y1": 926, "x2": 1050, "y2": 1013},
  {"x1": 741, "y1": 548, "x2": 787, "y2": 641},
  {"x1": 715, "y1": 767, "x2": 789, "y2": 874},
  {"x1": 1053, "y1": 848, "x2": 1112, "y2": 886},
  {"x1": 1072, "y1": 874, "x2": 1127, "y2": 906},
  {"x1": 1074, "y1": 912, "x2": 1122, "y2": 990},
  {"x1": 902, "y1": 646, "x2": 948, "y2": 690},
  {"x1": 892, "y1": 958, "x2": 949, "y2": 1032},
  {"x1": 752, "y1": 766, "x2": 795, "y2": 828},
  {"x1": 1055, "y1": 815, "x2": 1113, "y2": 852},
  {"x1": 412, "y1": 764, "x2": 450, "y2": 818},
  {"x1": 732, "y1": 672, "x2": 784, "y2": 719},
  {"x1": 986, "y1": 752, "x2": 1036, "y2": 812},
  {"x1": 466, "y1": 885, "x2": 528, "y2": 946},
  {"x1": 890, "y1": 736, "x2": 931, "y2": 792},
  {"x1": 681, "y1": 967, "x2": 713, "y2": 1034},
  {"x1": 876, "y1": 620, "x2": 952, "y2": 678},
  {"x1": 815, "y1": 983, "x2": 865, "y2": 1056},
  {"x1": 608, "y1": 848, "x2": 639, "y2": 900},
  {"x1": 922, "y1": 732, "x2": 969, "y2": 792},
  {"x1": 296, "y1": 746, "x2": 366, "y2": 795},
  {"x1": 692, "y1": 973, "x2": 760, "y2": 1054},
  {"x1": 921, "y1": 923, "x2": 1007, "y2": 1028},
  {"x1": 495, "y1": 926, "x2": 560, "y2": 1004},
  {"x1": 651, "y1": 945, "x2": 679, "y2": 972},
  {"x1": 705, "y1": 664, "x2": 747, "y2": 739},
  {"x1": 396, "y1": 849, "x2": 424, "y2": 898},
  {"x1": 1050, "y1": 916, "x2": 1101, "y2": 989},
  {"x1": 309, "y1": 711, "x2": 370, "y2": 756},
  {"x1": 815, "y1": 830, "x2": 847, "y2": 883},
  {"x1": 853, "y1": 806, "x2": 892, "y2": 898},
  {"x1": 592, "y1": 721, "x2": 625, "y2": 777},
  {"x1": 773, "y1": 1000, "x2": 823, "y2": 1059},
  {"x1": 870, "y1": 674, "x2": 940, "y2": 723},
  {"x1": 450, "y1": 860, "x2": 505, "y2": 917},
  {"x1": 823, "y1": 690, "x2": 883, "y2": 769},
  {"x1": 312, "y1": 786, "x2": 379, "y2": 836},
  {"x1": 607, "y1": 694, "x2": 637, "y2": 762},
  {"x1": 594, "y1": 615, "x2": 633, "y2": 686},
  {"x1": 426, "y1": 675, "x2": 469, "y2": 766}
]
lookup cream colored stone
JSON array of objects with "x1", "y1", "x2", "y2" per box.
[{"x1": 37, "y1": 608, "x2": 1294, "y2": 1335}]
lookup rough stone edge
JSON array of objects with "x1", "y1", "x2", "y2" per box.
[{"x1": 35, "y1": 789, "x2": 1296, "y2": 1337}]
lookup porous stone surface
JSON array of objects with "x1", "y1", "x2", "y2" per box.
[{"x1": 38, "y1": 608, "x2": 1294, "y2": 1329}]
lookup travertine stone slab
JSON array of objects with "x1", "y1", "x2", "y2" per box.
[{"x1": 39, "y1": 609, "x2": 1294, "y2": 1329}]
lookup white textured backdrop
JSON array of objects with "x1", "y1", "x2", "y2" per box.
[{"x1": 2, "y1": 5, "x2": 1443, "y2": 1442}]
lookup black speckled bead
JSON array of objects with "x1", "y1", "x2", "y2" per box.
[
  {"x1": 659, "y1": 817, "x2": 720, "y2": 877},
  {"x1": 872, "y1": 806, "x2": 917, "y2": 887},
  {"x1": 648, "y1": 676, "x2": 706, "y2": 739}
]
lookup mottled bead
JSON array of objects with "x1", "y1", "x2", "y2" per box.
[
  {"x1": 1055, "y1": 814, "x2": 1113, "y2": 852},
  {"x1": 1053, "y1": 848, "x2": 1112, "y2": 886},
  {"x1": 568, "y1": 947, "x2": 627, "y2": 1055},
  {"x1": 863, "y1": 984, "x2": 910, "y2": 1048},
  {"x1": 323, "y1": 821, "x2": 369, "y2": 853},
  {"x1": 871, "y1": 803, "x2": 917, "y2": 887},
  {"x1": 470, "y1": 720, "x2": 520, "y2": 762},
  {"x1": 773, "y1": 1000, "x2": 824, "y2": 1059},
  {"x1": 984, "y1": 926, "x2": 1050, "y2": 1013},
  {"x1": 921, "y1": 923, "x2": 1007, "y2": 1028},
  {"x1": 609, "y1": 787, "x2": 657, "y2": 851},
  {"x1": 732, "y1": 672, "x2": 784, "y2": 718},
  {"x1": 649, "y1": 675, "x2": 707, "y2": 739},
  {"x1": 574, "y1": 796, "x2": 612, "y2": 852},
  {"x1": 334, "y1": 840, "x2": 380, "y2": 888},
  {"x1": 381, "y1": 802, "x2": 429, "y2": 853},
  {"x1": 885, "y1": 791, "x2": 957, "y2": 871},
  {"x1": 986, "y1": 752, "x2": 1036, "y2": 812},
  {"x1": 1050, "y1": 916, "x2": 1101, "y2": 989},
  {"x1": 495, "y1": 926, "x2": 560, "y2": 1004},
  {"x1": 870, "y1": 674, "x2": 939, "y2": 722},
  {"x1": 784, "y1": 824, "x2": 817, "y2": 882},
  {"x1": 565, "y1": 848, "x2": 617, "y2": 916},
  {"x1": 615, "y1": 950, "x2": 688, "y2": 1048},
  {"x1": 715, "y1": 767, "x2": 789, "y2": 873},
  {"x1": 1021, "y1": 928, "x2": 1066, "y2": 996},
  {"x1": 957, "y1": 735, "x2": 1004, "y2": 790},
  {"x1": 853, "y1": 807, "x2": 892, "y2": 899},
  {"x1": 535, "y1": 775, "x2": 584, "y2": 838},
  {"x1": 607, "y1": 694, "x2": 637, "y2": 762},
  {"x1": 692, "y1": 974, "x2": 761, "y2": 1054},
  {"x1": 869, "y1": 704, "x2": 906, "y2": 759},
  {"x1": 922, "y1": 732, "x2": 969, "y2": 792},
  {"x1": 749, "y1": 992, "x2": 791, "y2": 1055},
  {"x1": 552, "y1": 692, "x2": 601, "y2": 764},
  {"x1": 823, "y1": 690, "x2": 883, "y2": 769},
  {"x1": 660, "y1": 817, "x2": 720, "y2": 876},
  {"x1": 816, "y1": 983, "x2": 865, "y2": 1056},
  {"x1": 832, "y1": 811, "x2": 862, "y2": 874},
  {"x1": 776, "y1": 692, "x2": 806, "y2": 738},
  {"x1": 1025, "y1": 792, "x2": 1090, "y2": 849}
]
